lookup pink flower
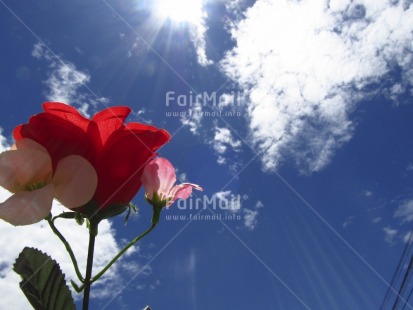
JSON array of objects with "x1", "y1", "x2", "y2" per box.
[
  {"x1": 141, "y1": 157, "x2": 202, "y2": 208},
  {"x1": 0, "y1": 139, "x2": 97, "y2": 225}
]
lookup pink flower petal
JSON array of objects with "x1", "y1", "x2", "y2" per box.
[
  {"x1": 0, "y1": 141, "x2": 52, "y2": 193},
  {"x1": 140, "y1": 161, "x2": 158, "y2": 200},
  {"x1": 181, "y1": 183, "x2": 203, "y2": 192},
  {"x1": 0, "y1": 184, "x2": 54, "y2": 225},
  {"x1": 141, "y1": 157, "x2": 177, "y2": 200},
  {"x1": 168, "y1": 183, "x2": 203, "y2": 207},
  {"x1": 53, "y1": 155, "x2": 98, "y2": 209},
  {"x1": 154, "y1": 158, "x2": 177, "y2": 198}
]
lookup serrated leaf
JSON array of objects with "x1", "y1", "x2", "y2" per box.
[{"x1": 13, "y1": 247, "x2": 75, "y2": 310}]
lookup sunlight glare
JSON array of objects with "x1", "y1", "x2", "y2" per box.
[{"x1": 155, "y1": 0, "x2": 204, "y2": 24}]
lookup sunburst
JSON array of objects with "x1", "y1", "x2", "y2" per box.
[{"x1": 154, "y1": 0, "x2": 204, "y2": 24}]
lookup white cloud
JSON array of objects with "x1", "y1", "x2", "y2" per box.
[
  {"x1": 32, "y1": 43, "x2": 109, "y2": 116},
  {"x1": 190, "y1": 17, "x2": 213, "y2": 67},
  {"x1": 383, "y1": 226, "x2": 398, "y2": 244},
  {"x1": 221, "y1": 0, "x2": 413, "y2": 172},
  {"x1": 218, "y1": 93, "x2": 235, "y2": 108},
  {"x1": 131, "y1": 108, "x2": 152, "y2": 124},
  {"x1": 395, "y1": 199, "x2": 413, "y2": 222},
  {"x1": 224, "y1": 0, "x2": 253, "y2": 23},
  {"x1": 210, "y1": 126, "x2": 244, "y2": 170},
  {"x1": 255, "y1": 200, "x2": 264, "y2": 209},
  {"x1": 372, "y1": 217, "x2": 381, "y2": 224},
  {"x1": 342, "y1": 216, "x2": 354, "y2": 228},
  {"x1": 180, "y1": 102, "x2": 204, "y2": 134},
  {"x1": 149, "y1": 279, "x2": 162, "y2": 290},
  {"x1": 217, "y1": 156, "x2": 227, "y2": 165},
  {"x1": 0, "y1": 129, "x2": 9, "y2": 150},
  {"x1": 404, "y1": 231, "x2": 413, "y2": 243},
  {"x1": 177, "y1": 172, "x2": 188, "y2": 183},
  {"x1": 243, "y1": 209, "x2": 259, "y2": 230},
  {"x1": 213, "y1": 190, "x2": 241, "y2": 212},
  {"x1": 364, "y1": 190, "x2": 373, "y2": 197},
  {"x1": 184, "y1": 0, "x2": 213, "y2": 67},
  {"x1": 212, "y1": 127, "x2": 242, "y2": 155},
  {"x1": 243, "y1": 200, "x2": 264, "y2": 230},
  {"x1": 211, "y1": 191, "x2": 262, "y2": 230}
]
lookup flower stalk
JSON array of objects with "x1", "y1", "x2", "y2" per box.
[
  {"x1": 76, "y1": 207, "x2": 161, "y2": 293},
  {"x1": 82, "y1": 219, "x2": 99, "y2": 310}
]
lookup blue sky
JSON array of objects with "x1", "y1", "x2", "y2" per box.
[{"x1": 1, "y1": 0, "x2": 413, "y2": 309}]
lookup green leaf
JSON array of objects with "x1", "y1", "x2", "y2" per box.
[{"x1": 13, "y1": 247, "x2": 75, "y2": 310}]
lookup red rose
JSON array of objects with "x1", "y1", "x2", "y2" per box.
[{"x1": 13, "y1": 102, "x2": 170, "y2": 218}]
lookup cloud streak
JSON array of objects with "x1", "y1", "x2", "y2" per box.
[
  {"x1": 243, "y1": 201, "x2": 263, "y2": 231},
  {"x1": 32, "y1": 43, "x2": 108, "y2": 116},
  {"x1": 395, "y1": 199, "x2": 413, "y2": 222}
]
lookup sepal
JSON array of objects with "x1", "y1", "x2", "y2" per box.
[
  {"x1": 76, "y1": 200, "x2": 129, "y2": 222},
  {"x1": 124, "y1": 203, "x2": 138, "y2": 225}
]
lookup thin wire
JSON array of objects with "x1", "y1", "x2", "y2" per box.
[
  {"x1": 394, "y1": 255, "x2": 413, "y2": 309},
  {"x1": 393, "y1": 256, "x2": 413, "y2": 309},
  {"x1": 402, "y1": 276, "x2": 413, "y2": 310},
  {"x1": 381, "y1": 231, "x2": 413, "y2": 309}
]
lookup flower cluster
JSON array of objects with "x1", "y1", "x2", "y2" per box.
[
  {"x1": 0, "y1": 103, "x2": 203, "y2": 310},
  {"x1": 0, "y1": 102, "x2": 201, "y2": 225}
]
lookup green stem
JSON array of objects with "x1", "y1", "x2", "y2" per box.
[
  {"x1": 82, "y1": 221, "x2": 98, "y2": 310},
  {"x1": 75, "y1": 222, "x2": 157, "y2": 293},
  {"x1": 81, "y1": 207, "x2": 161, "y2": 288},
  {"x1": 90, "y1": 222, "x2": 157, "y2": 285},
  {"x1": 46, "y1": 214, "x2": 84, "y2": 282}
]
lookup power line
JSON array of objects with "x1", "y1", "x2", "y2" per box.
[
  {"x1": 394, "y1": 254, "x2": 413, "y2": 309},
  {"x1": 380, "y1": 231, "x2": 413, "y2": 310}
]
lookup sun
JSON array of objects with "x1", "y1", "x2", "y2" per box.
[{"x1": 155, "y1": 0, "x2": 204, "y2": 24}]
